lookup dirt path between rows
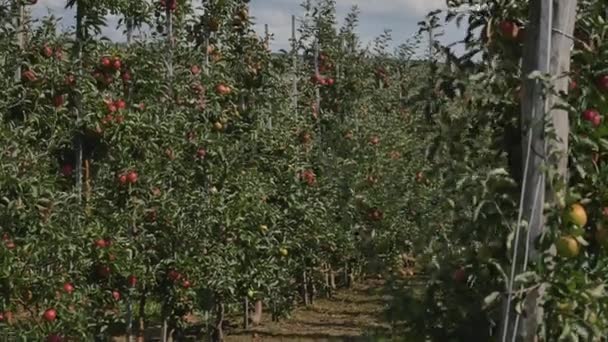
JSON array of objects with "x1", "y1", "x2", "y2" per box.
[{"x1": 225, "y1": 279, "x2": 393, "y2": 341}]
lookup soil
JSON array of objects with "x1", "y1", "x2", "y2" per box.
[{"x1": 225, "y1": 279, "x2": 393, "y2": 342}]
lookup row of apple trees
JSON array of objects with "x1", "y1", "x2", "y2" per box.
[
  {"x1": 386, "y1": 0, "x2": 608, "y2": 340},
  {"x1": 0, "y1": 0, "x2": 443, "y2": 340}
]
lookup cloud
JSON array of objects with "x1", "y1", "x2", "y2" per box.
[
  {"x1": 337, "y1": 0, "x2": 446, "y2": 16},
  {"x1": 24, "y1": 0, "x2": 458, "y2": 53}
]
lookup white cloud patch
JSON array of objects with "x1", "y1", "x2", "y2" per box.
[
  {"x1": 337, "y1": 0, "x2": 446, "y2": 16},
  {"x1": 24, "y1": 0, "x2": 455, "y2": 52}
]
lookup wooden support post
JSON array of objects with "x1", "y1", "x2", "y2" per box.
[
  {"x1": 264, "y1": 23, "x2": 270, "y2": 50},
  {"x1": 500, "y1": 1, "x2": 577, "y2": 341},
  {"x1": 291, "y1": 15, "x2": 298, "y2": 114},
  {"x1": 243, "y1": 297, "x2": 249, "y2": 329},
  {"x1": 302, "y1": 269, "x2": 309, "y2": 306},
  {"x1": 13, "y1": 1, "x2": 25, "y2": 81},
  {"x1": 165, "y1": 1, "x2": 174, "y2": 95},
  {"x1": 314, "y1": 39, "x2": 320, "y2": 106}
]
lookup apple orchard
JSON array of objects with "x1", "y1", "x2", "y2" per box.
[{"x1": 1, "y1": 0, "x2": 607, "y2": 341}]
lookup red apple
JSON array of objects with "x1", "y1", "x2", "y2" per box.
[
  {"x1": 168, "y1": 270, "x2": 182, "y2": 282},
  {"x1": 115, "y1": 99, "x2": 126, "y2": 110},
  {"x1": 112, "y1": 57, "x2": 121, "y2": 70},
  {"x1": 118, "y1": 174, "x2": 128, "y2": 185},
  {"x1": 43, "y1": 308, "x2": 57, "y2": 322},
  {"x1": 96, "y1": 264, "x2": 111, "y2": 278},
  {"x1": 53, "y1": 94, "x2": 64, "y2": 108},
  {"x1": 215, "y1": 83, "x2": 232, "y2": 95},
  {"x1": 452, "y1": 267, "x2": 466, "y2": 283},
  {"x1": 326, "y1": 78, "x2": 335, "y2": 86},
  {"x1": 100, "y1": 56, "x2": 111, "y2": 68},
  {"x1": 61, "y1": 164, "x2": 73, "y2": 177},
  {"x1": 369, "y1": 135, "x2": 380, "y2": 146},
  {"x1": 311, "y1": 73, "x2": 324, "y2": 85},
  {"x1": 592, "y1": 114, "x2": 602, "y2": 127},
  {"x1": 583, "y1": 108, "x2": 599, "y2": 121},
  {"x1": 63, "y1": 282, "x2": 74, "y2": 294},
  {"x1": 196, "y1": 147, "x2": 207, "y2": 159},
  {"x1": 182, "y1": 280, "x2": 191, "y2": 289},
  {"x1": 138, "y1": 103, "x2": 145, "y2": 111},
  {"x1": 107, "y1": 102, "x2": 117, "y2": 113},
  {"x1": 127, "y1": 275, "x2": 137, "y2": 288},
  {"x1": 5, "y1": 240, "x2": 15, "y2": 250},
  {"x1": 46, "y1": 334, "x2": 63, "y2": 342},
  {"x1": 54, "y1": 47, "x2": 63, "y2": 60},
  {"x1": 101, "y1": 114, "x2": 114, "y2": 125},
  {"x1": 190, "y1": 65, "x2": 201, "y2": 75},
  {"x1": 499, "y1": 20, "x2": 519, "y2": 41},
  {"x1": 94, "y1": 239, "x2": 108, "y2": 248},
  {"x1": 22, "y1": 69, "x2": 37, "y2": 83},
  {"x1": 41, "y1": 45, "x2": 53, "y2": 58},
  {"x1": 127, "y1": 171, "x2": 138, "y2": 184},
  {"x1": 597, "y1": 75, "x2": 608, "y2": 92},
  {"x1": 65, "y1": 74, "x2": 76, "y2": 86},
  {"x1": 112, "y1": 290, "x2": 121, "y2": 301},
  {"x1": 121, "y1": 71, "x2": 131, "y2": 82}
]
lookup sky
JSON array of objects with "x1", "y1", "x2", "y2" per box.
[{"x1": 29, "y1": 0, "x2": 465, "y2": 56}]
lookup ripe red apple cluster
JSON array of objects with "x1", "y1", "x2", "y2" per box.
[
  {"x1": 300, "y1": 169, "x2": 317, "y2": 186},
  {"x1": 40, "y1": 44, "x2": 63, "y2": 60},
  {"x1": 94, "y1": 238, "x2": 112, "y2": 249},
  {"x1": 583, "y1": 108, "x2": 602, "y2": 127},
  {"x1": 215, "y1": 83, "x2": 232, "y2": 95},
  {"x1": 101, "y1": 98, "x2": 127, "y2": 125},
  {"x1": 318, "y1": 52, "x2": 334, "y2": 74},
  {"x1": 93, "y1": 56, "x2": 130, "y2": 87},
  {"x1": 160, "y1": 0, "x2": 177, "y2": 11},
  {"x1": 311, "y1": 73, "x2": 335, "y2": 86},
  {"x1": 117, "y1": 170, "x2": 138, "y2": 185},
  {"x1": 167, "y1": 269, "x2": 191, "y2": 288}
]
